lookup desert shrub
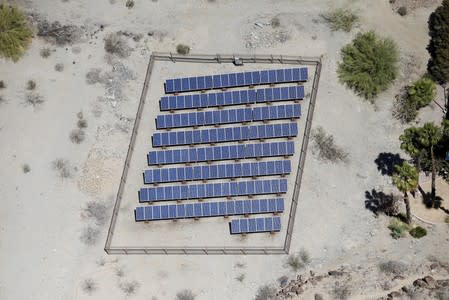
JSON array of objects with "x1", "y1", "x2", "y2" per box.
[
  {"x1": 37, "y1": 20, "x2": 81, "y2": 45},
  {"x1": 388, "y1": 217, "x2": 410, "y2": 239},
  {"x1": 40, "y1": 47, "x2": 51, "y2": 58},
  {"x1": 311, "y1": 126, "x2": 348, "y2": 163},
  {"x1": 0, "y1": 5, "x2": 33, "y2": 61},
  {"x1": 104, "y1": 33, "x2": 130, "y2": 58},
  {"x1": 54, "y1": 63, "x2": 64, "y2": 72},
  {"x1": 0, "y1": 80, "x2": 5, "y2": 89},
  {"x1": 80, "y1": 225, "x2": 100, "y2": 245},
  {"x1": 379, "y1": 260, "x2": 408, "y2": 275},
  {"x1": 271, "y1": 17, "x2": 280, "y2": 28},
  {"x1": 81, "y1": 278, "x2": 97, "y2": 294},
  {"x1": 409, "y1": 226, "x2": 427, "y2": 238},
  {"x1": 176, "y1": 289, "x2": 195, "y2": 300},
  {"x1": 77, "y1": 119, "x2": 88, "y2": 129},
  {"x1": 427, "y1": 0, "x2": 449, "y2": 83},
  {"x1": 299, "y1": 248, "x2": 311, "y2": 264},
  {"x1": 332, "y1": 283, "x2": 351, "y2": 300},
  {"x1": 407, "y1": 77, "x2": 436, "y2": 109},
  {"x1": 22, "y1": 164, "x2": 30, "y2": 173},
  {"x1": 70, "y1": 129, "x2": 85, "y2": 144},
  {"x1": 83, "y1": 201, "x2": 108, "y2": 225},
  {"x1": 119, "y1": 280, "x2": 140, "y2": 296},
  {"x1": 397, "y1": 6, "x2": 407, "y2": 16},
  {"x1": 26, "y1": 80, "x2": 36, "y2": 90},
  {"x1": 25, "y1": 93, "x2": 44, "y2": 107},
  {"x1": 236, "y1": 273, "x2": 245, "y2": 282},
  {"x1": 176, "y1": 44, "x2": 190, "y2": 55},
  {"x1": 255, "y1": 284, "x2": 277, "y2": 300},
  {"x1": 125, "y1": 0, "x2": 134, "y2": 9},
  {"x1": 286, "y1": 253, "x2": 306, "y2": 272},
  {"x1": 321, "y1": 8, "x2": 359, "y2": 32},
  {"x1": 338, "y1": 31, "x2": 399, "y2": 101},
  {"x1": 52, "y1": 158, "x2": 72, "y2": 178}
]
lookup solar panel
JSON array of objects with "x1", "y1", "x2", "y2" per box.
[
  {"x1": 230, "y1": 216, "x2": 282, "y2": 234},
  {"x1": 152, "y1": 123, "x2": 298, "y2": 147},
  {"x1": 159, "y1": 86, "x2": 305, "y2": 111},
  {"x1": 139, "y1": 179, "x2": 288, "y2": 202}
]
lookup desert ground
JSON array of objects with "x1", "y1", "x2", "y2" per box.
[{"x1": 0, "y1": 0, "x2": 448, "y2": 299}]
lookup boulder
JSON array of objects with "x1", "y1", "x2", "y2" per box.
[
  {"x1": 423, "y1": 276, "x2": 436, "y2": 288},
  {"x1": 388, "y1": 291, "x2": 402, "y2": 298},
  {"x1": 328, "y1": 270, "x2": 344, "y2": 276},
  {"x1": 413, "y1": 279, "x2": 428, "y2": 289}
]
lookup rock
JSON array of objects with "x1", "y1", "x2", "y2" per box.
[
  {"x1": 393, "y1": 275, "x2": 405, "y2": 281},
  {"x1": 315, "y1": 275, "x2": 324, "y2": 282},
  {"x1": 413, "y1": 279, "x2": 428, "y2": 289},
  {"x1": 388, "y1": 291, "x2": 402, "y2": 298},
  {"x1": 436, "y1": 279, "x2": 449, "y2": 287},
  {"x1": 401, "y1": 286, "x2": 411, "y2": 294},
  {"x1": 254, "y1": 22, "x2": 264, "y2": 28},
  {"x1": 423, "y1": 276, "x2": 436, "y2": 288},
  {"x1": 294, "y1": 286, "x2": 304, "y2": 295},
  {"x1": 328, "y1": 270, "x2": 344, "y2": 276},
  {"x1": 430, "y1": 263, "x2": 439, "y2": 270},
  {"x1": 310, "y1": 270, "x2": 315, "y2": 277},
  {"x1": 314, "y1": 293, "x2": 324, "y2": 300}
]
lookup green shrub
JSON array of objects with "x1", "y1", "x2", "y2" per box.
[
  {"x1": 407, "y1": 77, "x2": 435, "y2": 109},
  {"x1": 409, "y1": 226, "x2": 427, "y2": 238},
  {"x1": 427, "y1": 0, "x2": 449, "y2": 83},
  {"x1": 321, "y1": 8, "x2": 359, "y2": 32},
  {"x1": 388, "y1": 217, "x2": 410, "y2": 239},
  {"x1": 0, "y1": 5, "x2": 33, "y2": 61},
  {"x1": 338, "y1": 31, "x2": 399, "y2": 101}
]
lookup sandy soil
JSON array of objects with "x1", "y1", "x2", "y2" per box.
[{"x1": 0, "y1": 0, "x2": 448, "y2": 299}]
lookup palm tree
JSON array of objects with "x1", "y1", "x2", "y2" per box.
[
  {"x1": 418, "y1": 123, "x2": 443, "y2": 204},
  {"x1": 392, "y1": 162, "x2": 418, "y2": 224}
]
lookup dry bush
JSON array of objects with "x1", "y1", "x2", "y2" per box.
[
  {"x1": 299, "y1": 248, "x2": 311, "y2": 264},
  {"x1": 332, "y1": 282, "x2": 351, "y2": 300},
  {"x1": 81, "y1": 278, "x2": 97, "y2": 294},
  {"x1": 393, "y1": 88, "x2": 417, "y2": 123},
  {"x1": 86, "y1": 68, "x2": 102, "y2": 84},
  {"x1": 378, "y1": 260, "x2": 408, "y2": 275},
  {"x1": 235, "y1": 262, "x2": 246, "y2": 268},
  {"x1": 54, "y1": 63, "x2": 64, "y2": 72},
  {"x1": 116, "y1": 267, "x2": 125, "y2": 277},
  {"x1": 397, "y1": 6, "x2": 407, "y2": 16},
  {"x1": 37, "y1": 20, "x2": 81, "y2": 45},
  {"x1": 321, "y1": 8, "x2": 359, "y2": 32},
  {"x1": 286, "y1": 253, "x2": 305, "y2": 272},
  {"x1": 22, "y1": 164, "x2": 30, "y2": 173},
  {"x1": 25, "y1": 93, "x2": 44, "y2": 107},
  {"x1": 271, "y1": 17, "x2": 280, "y2": 28},
  {"x1": 80, "y1": 225, "x2": 100, "y2": 245},
  {"x1": 311, "y1": 126, "x2": 348, "y2": 163},
  {"x1": 77, "y1": 119, "x2": 88, "y2": 129},
  {"x1": 254, "y1": 284, "x2": 277, "y2": 300},
  {"x1": 26, "y1": 80, "x2": 36, "y2": 90},
  {"x1": 83, "y1": 201, "x2": 108, "y2": 225},
  {"x1": 104, "y1": 33, "x2": 130, "y2": 58},
  {"x1": 0, "y1": 80, "x2": 6, "y2": 89},
  {"x1": 176, "y1": 289, "x2": 195, "y2": 300},
  {"x1": 125, "y1": 0, "x2": 134, "y2": 9},
  {"x1": 40, "y1": 47, "x2": 51, "y2": 58},
  {"x1": 52, "y1": 158, "x2": 73, "y2": 178},
  {"x1": 119, "y1": 280, "x2": 140, "y2": 296},
  {"x1": 236, "y1": 273, "x2": 245, "y2": 282},
  {"x1": 0, "y1": 95, "x2": 5, "y2": 105},
  {"x1": 176, "y1": 44, "x2": 190, "y2": 55},
  {"x1": 70, "y1": 129, "x2": 85, "y2": 144}
]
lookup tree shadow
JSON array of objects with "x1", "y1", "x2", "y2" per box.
[
  {"x1": 365, "y1": 189, "x2": 399, "y2": 216},
  {"x1": 374, "y1": 152, "x2": 405, "y2": 176}
]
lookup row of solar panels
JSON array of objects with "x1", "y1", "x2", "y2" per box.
[
  {"x1": 144, "y1": 160, "x2": 291, "y2": 184},
  {"x1": 152, "y1": 123, "x2": 298, "y2": 147},
  {"x1": 156, "y1": 104, "x2": 301, "y2": 129},
  {"x1": 139, "y1": 179, "x2": 288, "y2": 202},
  {"x1": 230, "y1": 216, "x2": 281, "y2": 234},
  {"x1": 160, "y1": 86, "x2": 305, "y2": 111},
  {"x1": 165, "y1": 68, "x2": 308, "y2": 93},
  {"x1": 148, "y1": 141, "x2": 294, "y2": 165},
  {"x1": 135, "y1": 198, "x2": 284, "y2": 221}
]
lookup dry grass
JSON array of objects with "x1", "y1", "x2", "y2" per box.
[
  {"x1": 22, "y1": 164, "x2": 30, "y2": 173},
  {"x1": 254, "y1": 284, "x2": 277, "y2": 300},
  {"x1": 311, "y1": 126, "x2": 348, "y2": 163},
  {"x1": 176, "y1": 44, "x2": 190, "y2": 55},
  {"x1": 70, "y1": 129, "x2": 85, "y2": 144},
  {"x1": 86, "y1": 68, "x2": 102, "y2": 84},
  {"x1": 40, "y1": 47, "x2": 51, "y2": 58},
  {"x1": 119, "y1": 280, "x2": 140, "y2": 296},
  {"x1": 321, "y1": 8, "x2": 359, "y2": 32},
  {"x1": 378, "y1": 260, "x2": 408, "y2": 275},
  {"x1": 26, "y1": 80, "x2": 36, "y2": 90},
  {"x1": 332, "y1": 282, "x2": 352, "y2": 300},
  {"x1": 104, "y1": 33, "x2": 130, "y2": 58},
  {"x1": 83, "y1": 201, "x2": 108, "y2": 225},
  {"x1": 52, "y1": 158, "x2": 73, "y2": 178},
  {"x1": 81, "y1": 278, "x2": 97, "y2": 294},
  {"x1": 77, "y1": 119, "x2": 88, "y2": 129},
  {"x1": 54, "y1": 63, "x2": 64, "y2": 72},
  {"x1": 176, "y1": 289, "x2": 195, "y2": 300},
  {"x1": 80, "y1": 225, "x2": 100, "y2": 246},
  {"x1": 235, "y1": 273, "x2": 245, "y2": 282},
  {"x1": 125, "y1": 0, "x2": 134, "y2": 9},
  {"x1": 24, "y1": 93, "x2": 44, "y2": 108}
]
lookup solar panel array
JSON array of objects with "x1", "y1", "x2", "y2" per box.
[
  {"x1": 139, "y1": 179, "x2": 288, "y2": 202},
  {"x1": 134, "y1": 66, "x2": 309, "y2": 235},
  {"x1": 160, "y1": 86, "x2": 305, "y2": 111},
  {"x1": 147, "y1": 141, "x2": 295, "y2": 165},
  {"x1": 156, "y1": 104, "x2": 301, "y2": 129},
  {"x1": 135, "y1": 198, "x2": 285, "y2": 221},
  {"x1": 165, "y1": 68, "x2": 308, "y2": 93},
  {"x1": 230, "y1": 216, "x2": 281, "y2": 234},
  {"x1": 144, "y1": 160, "x2": 291, "y2": 184},
  {"x1": 152, "y1": 123, "x2": 298, "y2": 147}
]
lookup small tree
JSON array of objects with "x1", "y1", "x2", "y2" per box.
[
  {"x1": 407, "y1": 77, "x2": 436, "y2": 109},
  {"x1": 427, "y1": 0, "x2": 449, "y2": 83},
  {"x1": 0, "y1": 5, "x2": 33, "y2": 61},
  {"x1": 392, "y1": 162, "x2": 418, "y2": 224},
  {"x1": 337, "y1": 31, "x2": 399, "y2": 101}
]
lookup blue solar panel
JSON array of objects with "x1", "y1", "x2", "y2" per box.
[{"x1": 230, "y1": 216, "x2": 281, "y2": 234}]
